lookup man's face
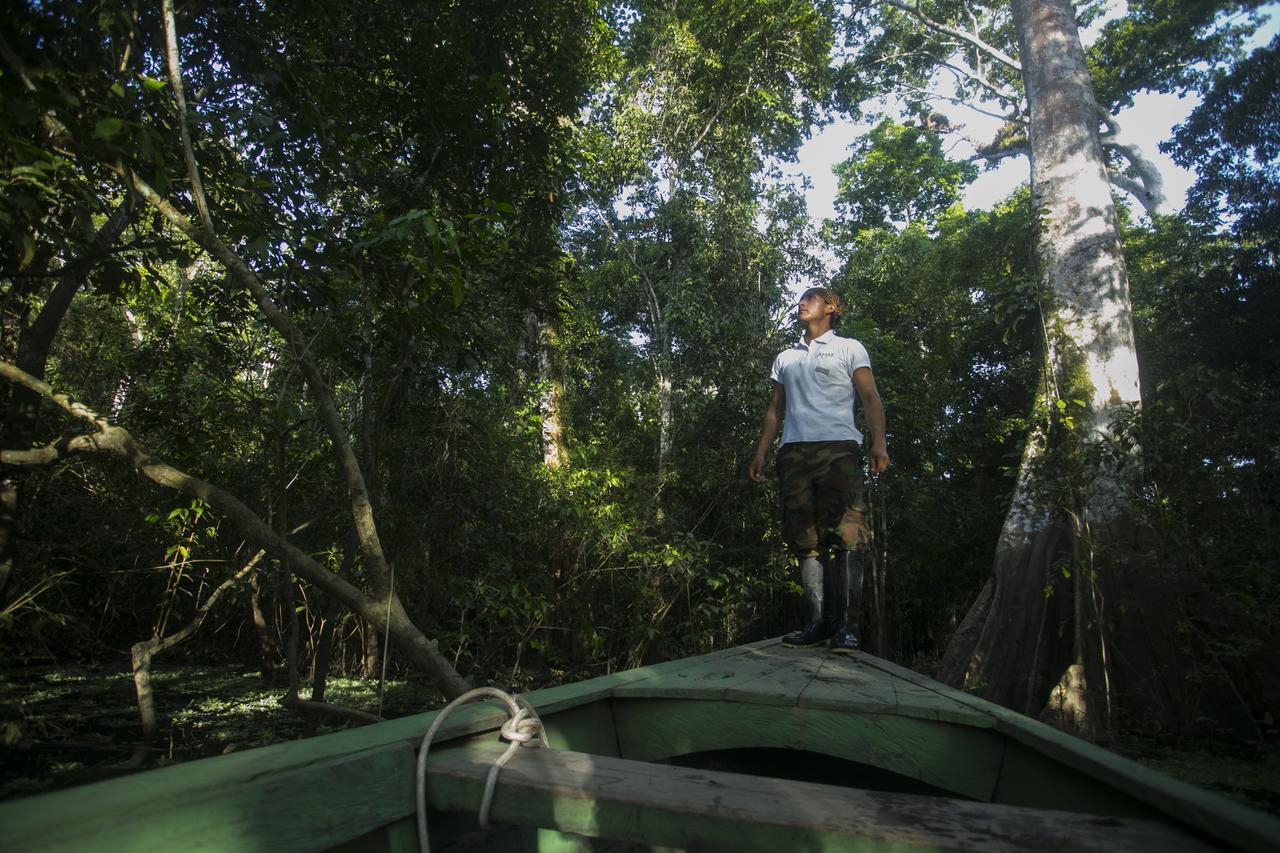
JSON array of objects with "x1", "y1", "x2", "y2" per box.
[{"x1": 797, "y1": 291, "x2": 832, "y2": 323}]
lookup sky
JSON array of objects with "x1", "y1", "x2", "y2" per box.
[{"x1": 790, "y1": 3, "x2": 1279, "y2": 225}]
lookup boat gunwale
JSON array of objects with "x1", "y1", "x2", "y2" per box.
[{"x1": 1, "y1": 637, "x2": 1276, "y2": 852}]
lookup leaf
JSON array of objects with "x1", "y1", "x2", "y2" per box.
[
  {"x1": 18, "y1": 234, "x2": 36, "y2": 271},
  {"x1": 141, "y1": 77, "x2": 167, "y2": 92},
  {"x1": 93, "y1": 117, "x2": 125, "y2": 140}
]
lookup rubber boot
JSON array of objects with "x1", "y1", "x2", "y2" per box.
[
  {"x1": 829, "y1": 549, "x2": 864, "y2": 654},
  {"x1": 782, "y1": 555, "x2": 829, "y2": 647},
  {"x1": 822, "y1": 559, "x2": 835, "y2": 638}
]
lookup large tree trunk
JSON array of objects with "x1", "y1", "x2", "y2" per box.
[
  {"x1": 940, "y1": 0, "x2": 1256, "y2": 743},
  {"x1": 649, "y1": 283, "x2": 674, "y2": 522},
  {"x1": 536, "y1": 318, "x2": 568, "y2": 471}
]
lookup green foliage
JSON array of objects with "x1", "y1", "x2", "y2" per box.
[
  {"x1": 1086, "y1": 1, "x2": 1270, "y2": 110},
  {"x1": 828, "y1": 189, "x2": 1039, "y2": 662},
  {"x1": 1166, "y1": 35, "x2": 1280, "y2": 247},
  {"x1": 837, "y1": 1, "x2": 1023, "y2": 120},
  {"x1": 1110, "y1": 217, "x2": 1280, "y2": 676},
  {"x1": 2, "y1": 0, "x2": 1278, "y2": 779},
  {"x1": 832, "y1": 119, "x2": 978, "y2": 233}
]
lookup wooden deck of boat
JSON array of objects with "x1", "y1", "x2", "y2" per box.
[
  {"x1": 1, "y1": 638, "x2": 1277, "y2": 852},
  {"x1": 598, "y1": 635, "x2": 992, "y2": 721}
]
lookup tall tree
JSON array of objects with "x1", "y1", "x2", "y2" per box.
[
  {"x1": 936, "y1": 0, "x2": 1254, "y2": 740},
  {"x1": 0, "y1": 0, "x2": 607, "y2": 699},
  {"x1": 576, "y1": 0, "x2": 838, "y2": 513},
  {"x1": 838, "y1": 0, "x2": 1270, "y2": 215}
]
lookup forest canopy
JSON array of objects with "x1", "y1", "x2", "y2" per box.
[{"x1": 1, "y1": 0, "x2": 1278, "y2": 788}]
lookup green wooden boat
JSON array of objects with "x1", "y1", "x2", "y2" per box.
[{"x1": 2, "y1": 637, "x2": 1276, "y2": 851}]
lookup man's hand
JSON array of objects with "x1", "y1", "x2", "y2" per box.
[
  {"x1": 868, "y1": 440, "x2": 890, "y2": 475},
  {"x1": 852, "y1": 367, "x2": 889, "y2": 475},
  {"x1": 748, "y1": 384, "x2": 784, "y2": 483}
]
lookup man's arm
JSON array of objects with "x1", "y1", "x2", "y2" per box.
[
  {"x1": 853, "y1": 366, "x2": 890, "y2": 474},
  {"x1": 748, "y1": 383, "x2": 785, "y2": 482}
]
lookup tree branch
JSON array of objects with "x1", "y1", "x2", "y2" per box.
[
  {"x1": 1099, "y1": 114, "x2": 1168, "y2": 216},
  {"x1": 938, "y1": 60, "x2": 1019, "y2": 104},
  {"x1": 0, "y1": 359, "x2": 467, "y2": 699},
  {"x1": 0, "y1": 33, "x2": 70, "y2": 145},
  {"x1": 150, "y1": 550, "x2": 264, "y2": 657},
  {"x1": 143, "y1": 9, "x2": 412, "y2": 626},
  {"x1": 970, "y1": 144, "x2": 1028, "y2": 165},
  {"x1": 104, "y1": 163, "x2": 421, "y2": 604},
  {"x1": 0, "y1": 434, "x2": 102, "y2": 466},
  {"x1": 161, "y1": 0, "x2": 214, "y2": 232},
  {"x1": 1105, "y1": 172, "x2": 1152, "y2": 211},
  {"x1": 879, "y1": 0, "x2": 1021, "y2": 72},
  {"x1": 896, "y1": 83, "x2": 1022, "y2": 125},
  {"x1": 0, "y1": 32, "x2": 37, "y2": 92}
]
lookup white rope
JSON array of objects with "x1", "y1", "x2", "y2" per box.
[{"x1": 415, "y1": 687, "x2": 547, "y2": 853}]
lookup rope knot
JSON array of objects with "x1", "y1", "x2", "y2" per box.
[
  {"x1": 500, "y1": 707, "x2": 543, "y2": 747},
  {"x1": 415, "y1": 687, "x2": 548, "y2": 852}
]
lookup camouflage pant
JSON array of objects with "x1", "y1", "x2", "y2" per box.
[{"x1": 776, "y1": 440, "x2": 869, "y2": 556}]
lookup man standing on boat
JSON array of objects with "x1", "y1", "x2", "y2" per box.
[{"x1": 748, "y1": 287, "x2": 889, "y2": 653}]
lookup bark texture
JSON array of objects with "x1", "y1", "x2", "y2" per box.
[
  {"x1": 536, "y1": 318, "x2": 568, "y2": 470},
  {"x1": 940, "y1": 0, "x2": 1255, "y2": 742}
]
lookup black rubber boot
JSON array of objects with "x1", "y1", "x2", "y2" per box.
[
  {"x1": 783, "y1": 555, "x2": 829, "y2": 647},
  {"x1": 829, "y1": 549, "x2": 864, "y2": 655}
]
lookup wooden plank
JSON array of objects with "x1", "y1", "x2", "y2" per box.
[
  {"x1": 613, "y1": 644, "x2": 821, "y2": 706},
  {"x1": 540, "y1": 699, "x2": 621, "y2": 758},
  {"x1": 0, "y1": 700, "x2": 514, "y2": 851},
  {"x1": 611, "y1": 643, "x2": 952, "y2": 716},
  {"x1": 720, "y1": 645, "x2": 830, "y2": 705},
  {"x1": 601, "y1": 638, "x2": 793, "y2": 702},
  {"x1": 326, "y1": 816, "x2": 419, "y2": 853},
  {"x1": 609, "y1": 697, "x2": 1003, "y2": 801},
  {"x1": 423, "y1": 740, "x2": 1213, "y2": 852},
  {"x1": 993, "y1": 738, "x2": 1169, "y2": 819},
  {"x1": 4, "y1": 741, "x2": 416, "y2": 853},
  {"x1": 855, "y1": 652, "x2": 1280, "y2": 853},
  {"x1": 0, "y1": 641, "x2": 767, "y2": 853},
  {"x1": 796, "y1": 655, "x2": 905, "y2": 715},
  {"x1": 0, "y1": 671, "x2": 629, "y2": 851},
  {"x1": 669, "y1": 640, "x2": 993, "y2": 726},
  {"x1": 886, "y1": 676, "x2": 999, "y2": 727},
  {"x1": 383, "y1": 818, "x2": 418, "y2": 853},
  {"x1": 4, "y1": 639, "x2": 1271, "y2": 852}
]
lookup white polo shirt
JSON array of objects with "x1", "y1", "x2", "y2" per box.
[{"x1": 770, "y1": 330, "x2": 871, "y2": 445}]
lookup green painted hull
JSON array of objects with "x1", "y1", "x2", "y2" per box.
[{"x1": 1, "y1": 638, "x2": 1275, "y2": 851}]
